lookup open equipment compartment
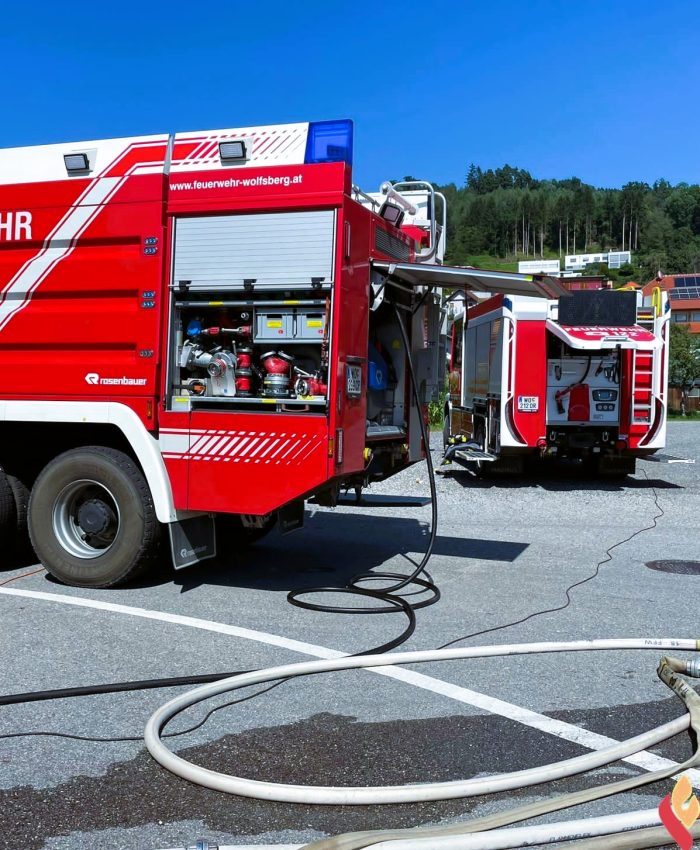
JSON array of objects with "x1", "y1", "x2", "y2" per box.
[{"x1": 166, "y1": 210, "x2": 334, "y2": 414}]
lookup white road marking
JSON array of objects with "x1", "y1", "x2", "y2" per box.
[
  {"x1": 1, "y1": 585, "x2": 698, "y2": 786},
  {"x1": 0, "y1": 586, "x2": 343, "y2": 660}
]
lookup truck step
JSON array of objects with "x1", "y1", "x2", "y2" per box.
[
  {"x1": 641, "y1": 453, "x2": 695, "y2": 465},
  {"x1": 455, "y1": 448, "x2": 498, "y2": 462},
  {"x1": 442, "y1": 441, "x2": 499, "y2": 466}
]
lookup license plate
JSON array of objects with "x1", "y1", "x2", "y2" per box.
[
  {"x1": 346, "y1": 364, "x2": 362, "y2": 397},
  {"x1": 517, "y1": 395, "x2": 539, "y2": 412}
]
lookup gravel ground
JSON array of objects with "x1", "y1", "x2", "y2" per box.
[{"x1": 0, "y1": 423, "x2": 698, "y2": 850}]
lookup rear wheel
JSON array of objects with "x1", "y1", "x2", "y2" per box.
[
  {"x1": 7, "y1": 475, "x2": 31, "y2": 559},
  {"x1": 442, "y1": 407, "x2": 451, "y2": 451},
  {"x1": 28, "y1": 447, "x2": 160, "y2": 588},
  {"x1": 216, "y1": 514, "x2": 276, "y2": 561},
  {"x1": 0, "y1": 469, "x2": 16, "y2": 553}
]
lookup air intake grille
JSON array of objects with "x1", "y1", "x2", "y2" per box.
[{"x1": 375, "y1": 228, "x2": 410, "y2": 261}]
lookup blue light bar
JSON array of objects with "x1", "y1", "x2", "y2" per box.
[{"x1": 304, "y1": 119, "x2": 353, "y2": 166}]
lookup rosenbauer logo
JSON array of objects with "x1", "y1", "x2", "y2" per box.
[
  {"x1": 659, "y1": 775, "x2": 700, "y2": 849},
  {"x1": 85, "y1": 373, "x2": 147, "y2": 387}
]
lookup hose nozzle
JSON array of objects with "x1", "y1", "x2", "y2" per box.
[{"x1": 687, "y1": 658, "x2": 700, "y2": 678}]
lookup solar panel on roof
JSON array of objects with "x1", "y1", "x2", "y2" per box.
[{"x1": 670, "y1": 287, "x2": 700, "y2": 299}]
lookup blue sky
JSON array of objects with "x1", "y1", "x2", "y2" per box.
[{"x1": 2, "y1": 0, "x2": 698, "y2": 190}]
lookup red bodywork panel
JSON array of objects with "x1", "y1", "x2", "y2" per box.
[
  {"x1": 167, "y1": 162, "x2": 350, "y2": 214},
  {"x1": 510, "y1": 319, "x2": 547, "y2": 445},
  {"x1": 183, "y1": 413, "x2": 331, "y2": 514}
]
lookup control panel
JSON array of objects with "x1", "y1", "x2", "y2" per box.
[{"x1": 546, "y1": 355, "x2": 620, "y2": 425}]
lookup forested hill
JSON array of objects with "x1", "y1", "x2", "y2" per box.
[{"x1": 427, "y1": 165, "x2": 700, "y2": 281}]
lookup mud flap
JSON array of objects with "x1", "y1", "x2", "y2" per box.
[
  {"x1": 279, "y1": 499, "x2": 305, "y2": 534},
  {"x1": 169, "y1": 515, "x2": 217, "y2": 569}
]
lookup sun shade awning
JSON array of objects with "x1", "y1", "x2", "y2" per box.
[
  {"x1": 546, "y1": 320, "x2": 660, "y2": 350},
  {"x1": 371, "y1": 262, "x2": 570, "y2": 299}
]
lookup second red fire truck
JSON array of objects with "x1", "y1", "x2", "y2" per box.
[{"x1": 444, "y1": 286, "x2": 670, "y2": 475}]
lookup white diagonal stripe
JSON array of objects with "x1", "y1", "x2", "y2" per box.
[{"x1": 0, "y1": 177, "x2": 121, "y2": 331}]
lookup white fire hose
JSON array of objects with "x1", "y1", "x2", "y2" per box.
[{"x1": 145, "y1": 640, "x2": 700, "y2": 849}]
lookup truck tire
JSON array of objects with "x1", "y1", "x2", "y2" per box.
[
  {"x1": 442, "y1": 407, "x2": 451, "y2": 451},
  {"x1": 28, "y1": 447, "x2": 160, "y2": 588},
  {"x1": 7, "y1": 475, "x2": 31, "y2": 559},
  {"x1": 0, "y1": 469, "x2": 16, "y2": 553}
]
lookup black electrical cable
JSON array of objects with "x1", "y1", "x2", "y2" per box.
[
  {"x1": 0, "y1": 670, "x2": 254, "y2": 707},
  {"x1": 438, "y1": 467, "x2": 664, "y2": 649},
  {"x1": 0, "y1": 609, "x2": 427, "y2": 708},
  {"x1": 0, "y1": 680, "x2": 286, "y2": 745},
  {"x1": 287, "y1": 302, "x2": 440, "y2": 652}
]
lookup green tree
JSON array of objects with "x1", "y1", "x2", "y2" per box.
[{"x1": 669, "y1": 323, "x2": 700, "y2": 414}]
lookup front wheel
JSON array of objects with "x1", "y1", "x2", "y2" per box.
[{"x1": 28, "y1": 447, "x2": 160, "y2": 587}]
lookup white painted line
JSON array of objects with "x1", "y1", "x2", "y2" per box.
[
  {"x1": 2, "y1": 586, "x2": 697, "y2": 787},
  {"x1": 0, "y1": 587, "x2": 343, "y2": 660}
]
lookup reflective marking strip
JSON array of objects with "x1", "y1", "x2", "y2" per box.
[
  {"x1": 194, "y1": 435, "x2": 222, "y2": 455},
  {"x1": 229, "y1": 437, "x2": 251, "y2": 457},
  {"x1": 248, "y1": 437, "x2": 270, "y2": 458},
  {"x1": 214, "y1": 436, "x2": 238, "y2": 456},
  {"x1": 280, "y1": 438, "x2": 303, "y2": 460},
  {"x1": 258, "y1": 439, "x2": 280, "y2": 459},
  {"x1": 240, "y1": 437, "x2": 260, "y2": 457}
]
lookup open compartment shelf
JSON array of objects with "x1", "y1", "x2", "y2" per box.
[{"x1": 167, "y1": 287, "x2": 331, "y2": 414}]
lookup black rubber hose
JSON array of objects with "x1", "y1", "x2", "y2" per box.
[
  {"x1": 287, "y1": 302, "x2": 440, "y2": 641},
  {"x1": 0, "y1": 615, "x2": 426, "y2": 705},
  {"x1": 0, "y1": 671, "x2": 253, "y2": 706}
]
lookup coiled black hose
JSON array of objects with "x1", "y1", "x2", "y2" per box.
[{"x1": 287, "y1": 302, "x2": 440, "y2": 652}]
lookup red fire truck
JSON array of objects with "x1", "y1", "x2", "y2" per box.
[
  {"x1": 444, "y1": 286, "x2": 670, "y2": 475},
  {"x1": 0, "y1": 119, "x2": 562, "y2": 587}
]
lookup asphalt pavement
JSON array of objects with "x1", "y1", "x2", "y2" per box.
[{"x1": 1, "y1": 423, "x2": 699, "y2": 850}]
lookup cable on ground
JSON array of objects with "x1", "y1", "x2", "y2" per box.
[
  {"x1": 438, "y1": 466, "x2": 664, "y2": 649},
  {"x1": 0, "y1": 567, "x2": 45, "y2": 586},
  {"x1": 0, "y1": 680, "x2": 286, "y2": 745}
]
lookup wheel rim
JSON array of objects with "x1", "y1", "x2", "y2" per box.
[{"x1": 52, "y1": 479, "x2": 121, "y2": 559}]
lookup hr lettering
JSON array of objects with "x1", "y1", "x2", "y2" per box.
[{"x1": 0, "y1": 211, "x2": 32, "y2": 240}]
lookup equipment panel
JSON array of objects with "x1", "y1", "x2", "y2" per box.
[
  {"x1": 169, "y1": 294, "x2": 331, "y2": 412},
  {"x1": 546, "y1": 355, "x2": 621, "y2": 425}
]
